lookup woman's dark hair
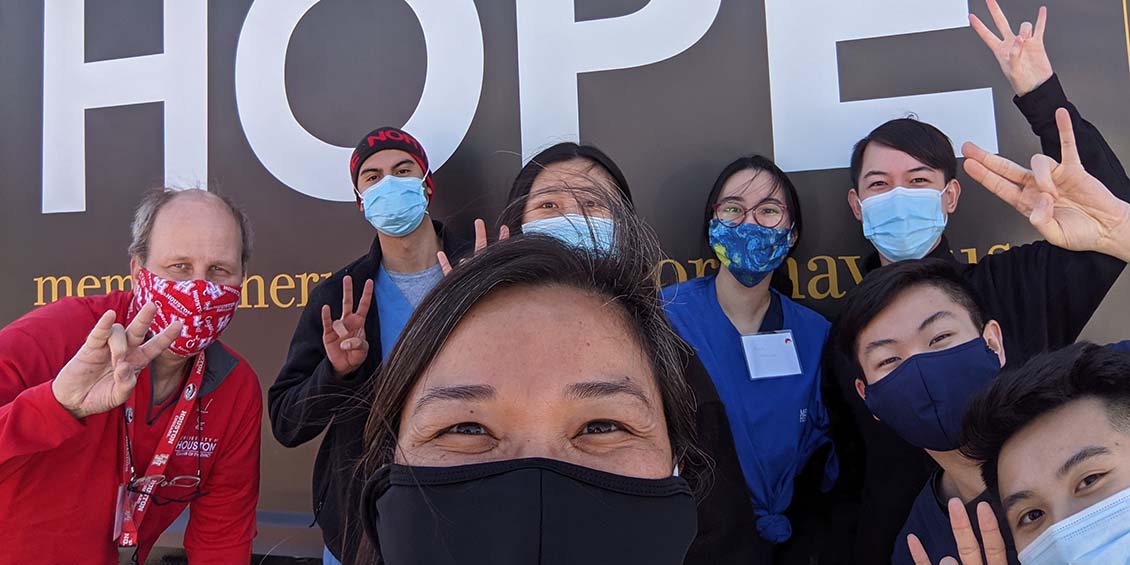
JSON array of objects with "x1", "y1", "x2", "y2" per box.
[
  {"x1": 703, "y1": 155, "x2": 805, "y2": 292},
  {"x1": 499, "y1": 142, "x2": 632, "y2": 233},
  {"x1": 349, "y1": 187, "x2": 699, "y2": 562},
  {"x1": 833, "y1": 258, "x2": 985, "y2": 376},
  {"x1": 960, "y1": 343, "x2": 1130, "y2": 495},
  {"x1": 704, "y1": 155, "x2": 804, "y2": 247},
  {"x1": 849, "y1": 118, "x2": 958, "y2": 188}
]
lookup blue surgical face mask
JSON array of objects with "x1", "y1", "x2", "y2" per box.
[
  {"x1": 861, "y1": 186, "x2": 949, "y2": 262},
  {"x1": 864, "y1": 337, "x2": 1001, "y2": 451},
  {"x1": 359, "y1": 175, "x2": 429, "y2": 237},
  {"x1": 708, "y1": 219, "x2": 792, "y2": 288},
  {"x1": 522, "y1": 214, "x2": 615, "y2": 254},
  {"x1": 1018, "y1": 486, "x2": 1130, "y2": 565}
]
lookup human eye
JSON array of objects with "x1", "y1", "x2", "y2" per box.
[
  {"x1": 1076, "y1": 472, "x2": 1108, "y2": 494},
  {"x1": 868, "y1": 180, "x2": 887, "y2": 189},
  {"x1": 580, "y1": 420, "x2": 625, "y2": 435},
  {"x1": 444, "y1": 422, "x2": 489, "y2": 436},
  {"x1": 929, "y1": 332, "x2": 954, "y2": 347},
  {"x1": 912, "y1": 177, "x2": 931, "y2": 184},
  {"x1": 538, "y1": 201, "x2": 559, "y2": 209},
  {"x1": 1017, "y1": 507, "x2": 1045, "y2": 528},
  {"x1": 396, "y1": 168, "x2": 413, "y2": 176},
  {"x1": 876, "y1": 356, "x2": 901, "y2": 370}
]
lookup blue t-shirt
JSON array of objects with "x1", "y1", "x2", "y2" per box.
[
  {"x1": 892, "y1": 470, "x2": 1019, "y2": 564},
  {"x1": 661, "y1": 275, "x2": 836, "y2": 543}
]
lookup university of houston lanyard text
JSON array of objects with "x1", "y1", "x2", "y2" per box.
[{"x1": 115, "y1": 353, "x2": 206, "y2": 547}]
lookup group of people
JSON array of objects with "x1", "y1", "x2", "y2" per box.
[{"x1": 2, "y1": 2, "x2": 1130, "y2": 564}]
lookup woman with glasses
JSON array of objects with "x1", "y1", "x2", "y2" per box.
[{"x1": 661, "y1": 156, "x2": 837, "y2": 565}]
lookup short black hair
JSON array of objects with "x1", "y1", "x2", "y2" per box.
[
  {"x1": 960, "y1": 343, "x2": 1130, "y2": 495},
  {"x1": 834, "y1": 259, "x2": 985, "y2": 376},
  {"x1": 849, "y1": 118, "x2": 958, "y2": 188}
]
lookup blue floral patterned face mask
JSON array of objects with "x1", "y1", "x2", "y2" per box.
[{"x1": 708, "y1": 219, "x2": 793, "y2": 287}]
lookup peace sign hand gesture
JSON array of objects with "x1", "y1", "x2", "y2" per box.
[
  {"x1": 437, "y1": 218, "x2": 510, "y2": 275},
  {"x1": 321, "y1": 275, "x2": 374, "y2": 376},
  {"x1": 962, "y1": 108, "x2": 1130, "y2": 261},
  {"x1": 908, "y1": 499, "x2": 1009, "y2": 565},
  {"x1": 970, "y1": 1, "x2": 1053, "y2": 97},
  {"x1": 51, "y1": 303, "x2": 183, "y2": 419}
]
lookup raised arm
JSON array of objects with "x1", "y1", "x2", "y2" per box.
[{"x1": 971, "y1": 0, "x2": 1130, "y2": 202}]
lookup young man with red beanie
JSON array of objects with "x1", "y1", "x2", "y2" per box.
[
  {"x1": 269, "y1": 126, "x2": 465, "y2": 564},
  {"x1": 0, "y1": 188, "x2": 261, "y2": 564}
]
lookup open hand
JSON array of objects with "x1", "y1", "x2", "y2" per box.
[
  {"x1": 962, "y1": 108, "x2": 1130, "y2": 260},
  {"x1": 321, "y1": 275, "x2": 374, "y2": 376},
  {"x1": 908, "y1": 499, "x2": 1008, "y2": 565},
  {"x1": 437, "y1": 218, "x2": 510, "y2": 275},
  {"x1": 51, "y1": 303, "x2": 182, "y2": 419},
  {"x1": 970, "y1": 1, "x2": 1053, "y2": 97}
]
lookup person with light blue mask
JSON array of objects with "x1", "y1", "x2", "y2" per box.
[
  {"x1": 955, "y1": 342, "x2": 1130, "y2": 565},
  {"x1": 830, "y1": 4, "x2": 1130, "y2": 558},
  {"x1": 495, "y1": 142, "x2": 632, "y2": 255},
  {"x1": 661, "y1": 156, "x2": 838, "y2": 565},
  {"x1": 268, "y1": 126, "x2": 466, "y2": 565}
]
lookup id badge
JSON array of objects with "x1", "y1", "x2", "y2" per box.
[
  {"x1": 740, "y1": 330, "x2": 803, "y2": 379},
  {"x1": 114, "y1": 484, "x2": 139, "y2": 546}
]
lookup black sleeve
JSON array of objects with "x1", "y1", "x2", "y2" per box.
[
  {"x1": 1014, "y1": 74, "x2": 1130, "y2": 202},
  {"x1": 267, "y1": 272, "x2": 380, "y2": 447},
  {"x1": 968, "y1": 241, "x2": 1124, "y2": 363}
]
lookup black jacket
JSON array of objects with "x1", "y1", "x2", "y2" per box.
[
  {"x1": 826, "y1": 75, "x2": 1130, "y2": 564},
  {"x1": 267, "y1": 221, "x2": 463, "y2": 562}
]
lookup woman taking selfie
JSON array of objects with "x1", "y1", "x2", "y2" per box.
[{"x1": 350, "y1": 193, "x2": 701, "y2": 564}]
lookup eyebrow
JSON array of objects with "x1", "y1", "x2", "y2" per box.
[
  {"x1": 564, "y1": 379, "x2": 652, "y2": 409},
  {"x1": 864, "y1": 338, "x2": 898, "y2": 355},
  {"x1": 359, "y1": 159, "x2": 415, "y2": 178},
  {"x1": 863, "y1": 165, "x2": 937, "y2": 179},
  {"x1": 918, "y1": 311, "x2": 954, "y2": 331},
  {"x1": 413, "y1": 384, "x2": 497, "y2": 412},
  {"x1": 1002, "y1": 489, "x2": 1035, "y2": 512},
  {"x1": 1057, "y1": 445, "x2": 1111, "y2": 479}
]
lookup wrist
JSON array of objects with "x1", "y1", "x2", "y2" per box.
[
  {"x1": 1103, "y1": 203, "x2": 1130, "y2": 262},
  {"x1": 50, "y1": 379, "x2": 85, "y2": 419}
]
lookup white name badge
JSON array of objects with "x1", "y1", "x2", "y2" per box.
[{"x1": 741, "y1": 330, "x2": 803, "y2": 380}]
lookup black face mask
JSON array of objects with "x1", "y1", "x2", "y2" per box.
[{"x1": 360, "y1": 457, "x2": 697, "y2": 565}]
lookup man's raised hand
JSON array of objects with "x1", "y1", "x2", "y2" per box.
[
  {"x1": 963, "y1": 108, "x2": 1130, "y2": 261},
  {"x1": 51, "y1": 303, "x2": 182, "y2": 419},
  {"x1": 970, "y1": 1, "x2": 1053, "y2": 97},
  {"x1": 321, "y1": 275, "x2": 374, "y2": 376}
]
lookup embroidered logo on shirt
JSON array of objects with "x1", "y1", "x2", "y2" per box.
[
  {"x1": 175, "y1": 436, "x2": 220, "y2": 458},
  {"x1": 799, "y1": 408, "x2": 808, "y2": 423}
]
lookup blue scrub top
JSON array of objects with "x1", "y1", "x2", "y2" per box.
[
  {"x1": 661, "y1": 275, "x2": 837, "y2": 543},
  {"x1": 375, "y1": 265, "x2": 415, "y2": 358}
]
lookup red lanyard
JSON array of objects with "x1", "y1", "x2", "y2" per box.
[{"x1": 116, "y1": 353, "x2": 206, "y2": 547}]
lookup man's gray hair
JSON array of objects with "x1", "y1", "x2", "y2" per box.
[{"x1": 128, "y1": 187, "x2": 254, "y2": 268}]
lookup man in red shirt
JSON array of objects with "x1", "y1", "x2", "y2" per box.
[{"x1": 0, "y1": 188, "x2": 261, "y2": 564}]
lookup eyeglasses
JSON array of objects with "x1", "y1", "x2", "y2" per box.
[
  {"x1": 127, "y1": 473, "x2": 208, "y2": 506},
  {"x1": 713, "y1": 200, "x2": 788, "y2": 229},
  {"x1": 122, "y1": 400, "x2": 209, "y2": 507}
]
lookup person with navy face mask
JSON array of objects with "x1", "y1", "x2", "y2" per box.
[
  {"x1": 824, "y1": 3, "x2": 1130, "y2": 562},
  {"x1": 662, "y1": 156, "x2": 837, "y2": 565},
  {"x1": 268, "y1": 126, "x2": 466, "y2": 565},
  {"x1": 834, "y1": 106, "x2": 1130, "y2": 565},
  {"x1": 835, "y1": 259, "x2": 1021, "y2": 564}
]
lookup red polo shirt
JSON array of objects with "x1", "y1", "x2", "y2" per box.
[{"x1": 0, "y1": 292, "x2": 261, "y2": 564}]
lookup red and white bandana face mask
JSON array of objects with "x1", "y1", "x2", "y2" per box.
[{"x1": 130, "y1": 268, "x2": 242, "y2": 356}]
